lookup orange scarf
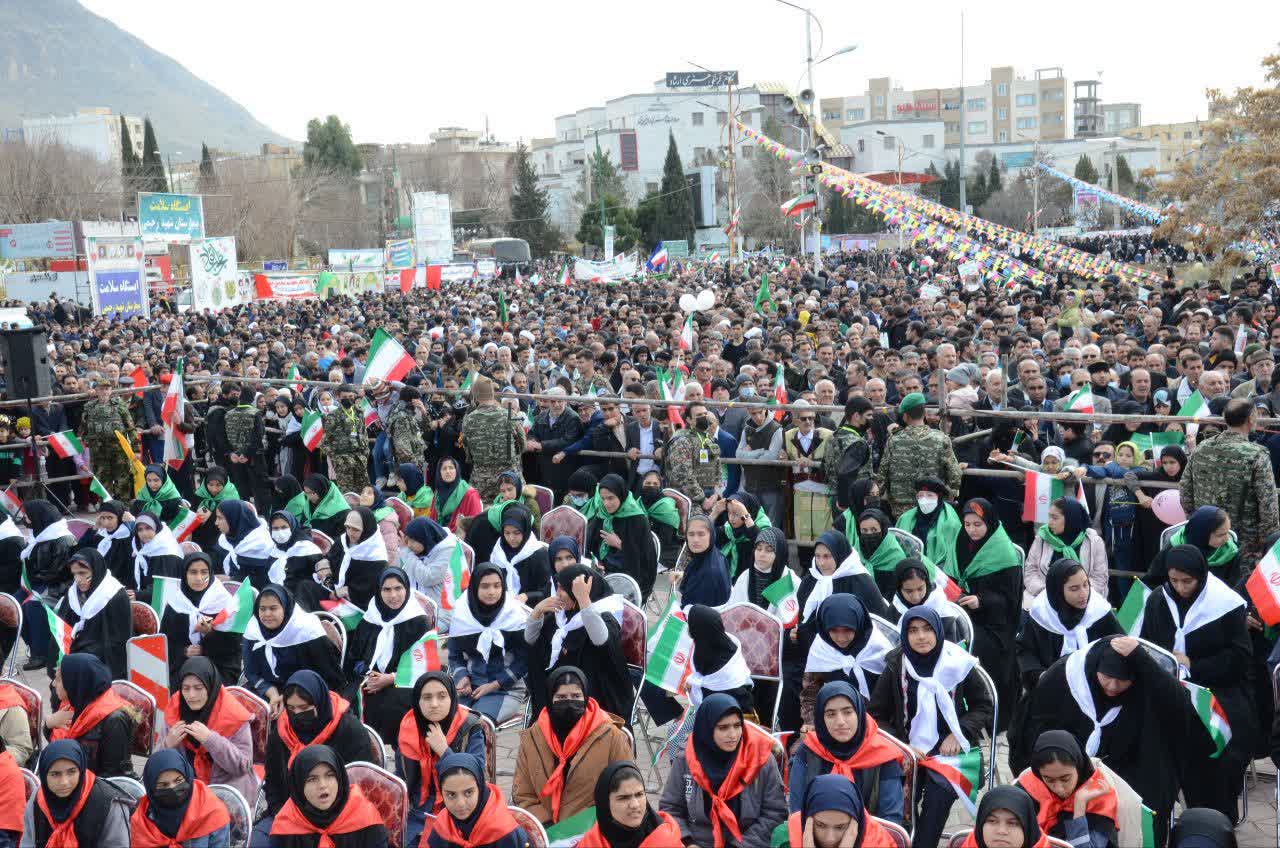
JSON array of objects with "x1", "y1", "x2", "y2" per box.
[
  {"x1": 51, "y1": 689, "x2": 130, "y2": 742},
  {"x1": 398, "y1": 707, "x2": 471, "y2": 810},
  {"x1": 430, "y1": 784, "x2": 521, "y2": 848},
  {"x1": 129, "y1": 780, "x2": 231, "y2": 848},
  {"x1": 577, "y1": 811, "x2": 684, "y2": 848},
  {"x1": 683, "y1": 722, "x2": 774, "y2": 848},
  {"x1": 35, "y1": 769, "x2": 96, "y2": 848},
  {"x1": 0, "y1": 684, "x2": 24, "y2": 712},
  {"x1": 275, "y1": 691, "x2": 349, "y2": 766},
  {"x1": 802, "y1": 715, "x2": 901, "y2": 780},
  {"x1": 162, "y1": 688, "x2": 253, "y2": 783},
  {"x1": 785, "y1": 810, "x2": 900, "y2": 848},
  {"x1": 0, "y1": 752, "x2": 25, "y2": 833},
  {"x1": 960, "y1": 829, "x2": 1051, "y2": 848},
  {"x1": 1016, "y1": 768, "x2": 1118, "y2": 836},
  {"x1": 270, "y1": 785, "x2": 384, "y2": 848},
  {"x1": 535, "y1": 698, "x2": 610, "y2": 822}
]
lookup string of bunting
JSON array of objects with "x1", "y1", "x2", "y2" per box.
[{"x1": 1034, "y1": 162, "x2": 1167, "y2": 224}]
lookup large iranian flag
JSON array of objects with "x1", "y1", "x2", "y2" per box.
[
  {"x1": 1246, "y1": 536, "x2": 1280, "y2": 625},
  {"x1": 395, "y1": 631, "x2": 444, "y2": 686},
  {"x1": 301, "y1": 411, "x2": 324, "y2": 451},
  {"x1": 1182, "y1": 680, "x2": 1231, "y2": 757},
  {"x1": 47, "y1": 431, "x2": 83, "y2": 460},
  {"x1": 45, "y1": 604, "x2": 74, "y2": 662},
  {"x1": 920, "y1": 750, "x2": 983, "y2": 815},
  {"x1": 545, "y1": 807, "x2": 597, "y2": 847},
  {"x1": 161, "y1": 361, "x2": 187, "y2": 469},
  {"x1": 363, "y1": 328, "x2": 415, "y2": 384},
  {"x1": 644, "y1": 598, "x2": 692, "y2": 695},
  {"x1": 1063, "y1": 387, "x2": 1095, "y2": 414},
  {"x1": 761, "y1": 572, "x2": 800, "y2": 628},
  {"x1": 1022, "y1": 471, "x2": 1087, "y2": 523}
]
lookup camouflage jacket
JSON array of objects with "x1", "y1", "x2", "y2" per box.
[
  {"x1": 818, "y1": 425, "x2": 873, "y2": 486},
  {"x1": 79, "y1": 398, "x2": 133, "y2": 441},
  {"x1": 876, "y1": 423, "x2": 962, "y2": 515},
  {"x1": 387, "y1": 402, "x2": 426, "y2": 463},
  {"x1": 224, "y1": 405, "x2": 263, "y2": 456},
  {"x1": 1180, "y1": 431, "x2": 1279, "y2": 551},
  {"x1": 663, "y1": 428, "x2": 721, "y2": 503},
  {"x1": 322, "y1": 406, "x2": 369, "y2": 456},
  {"x1": 461, "y1": 405, "x2": 525, "y2": 467},
  {"x1": 573, "y1": 373, "x2": 613, "y2": 398}
]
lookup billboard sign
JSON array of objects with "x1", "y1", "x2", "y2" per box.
[
  {"x1": 189, "y1": 237, "x2": 243, "y2": 312},
  {"x1": 0, "y1": 221, "x2": 75, "y2": 260},
  {"x1": 137, "y1": 193, "x2": 205, "y2": 243},
  {"x1": 385, "y1": 239, "x2": 415, "y2": 270},
  {"x1": 412, "y1": 192, "x2": 454, "y2": 263},
  {"x1": 665, "y1": 71, "x2": 739, "y2": 88},
  {"x1": 85, "y1": 236, "x2": 148, "y2": 318},
  {"x1": 328, "y1": 249, "x2": 383, "y2": 271}
]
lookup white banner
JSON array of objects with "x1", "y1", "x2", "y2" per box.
[
  {"x1": 189, "y1": 237, "x2": 243, "y2": 312},
  {"x1": 573, "y1": 255, "x2": 638, "y2": 282},
  {"x1": 328, "y1": 249, "x2": 383, "y2": 270}
]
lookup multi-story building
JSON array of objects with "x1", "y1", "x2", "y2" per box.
[
  {"x1": 20, "y1": 107, "x2": 144, "y2": 166},
  {"x1": 1103, "y1": 103, "x2": 1143, "y2": 134},
  {"x1": 1120, "y1": 119, "x2": 1209, "y2": 177}
]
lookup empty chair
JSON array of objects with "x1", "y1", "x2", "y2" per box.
[
  {"x1": 110, "y1": 679, "x2": 156, "y2": 757},
  {"x1": 347, "y1": 761, "x2": 408, "y2": 848},
  {"x1": 209, "y1": 783, "x2": 253, "y2": 848},
  {"x1": 130, "y1": 600, "x2": 159, "y2": 636}
]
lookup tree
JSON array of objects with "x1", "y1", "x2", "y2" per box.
[
  {"x1": 0, "y1": 139, "x2": 120, "y2": 224},
  {"x1": 303, "y1": 115, "x2": 362, "y2": 176},
  {"x1": 140, "y1": 118, "x2": 168, "y2": 193},
  {"x1": 823, "y1": 187, "x2": 882, "y2": 234},
  {"x1": 987, "y1": 155, "x2": 1003, "y2": 195},
  {"x1": 741, "y1": 116, "x2": 794, "y2": 245},
  {"x1": 635, "y1": 190, "x2": 663, "y2": 248},
  {"x1": 652, "y1": 131, "x2": 696, "y2": 246},
  {"x1": 920, "y1": 163, "x2": 943, "y2": 203},
  {"x1": 576, "y1": 193, "x2": 639, "y2": 254},
  {"x1": 939, "y1": 160, "x2": 962, "y2": 210},
  {"x1": 577, "y1": 145, "x2": 628, "y2": 208},
  {"x1": 979, "y1": 171, "x2": 1071, "y2": 230},
  {"x1": 197, "y1": 143, "x2": 219, "y2": 194},
  {"x1": 1073, "y1": 153, "x2": 1099, "y2": 184},
  {"x1": 507, "y1": 142, "x2": 559, "y2": 257}
]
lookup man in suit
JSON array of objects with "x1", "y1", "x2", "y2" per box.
[
  {"x1": 526, "y1": 386, "x2": 585, "y2": 500},
  {"x1": 589, "y1": 392, "x2": 629, "y2": 483},
  {"x1": 623, "y1": 384, "x2": 665, "y2": 492}
]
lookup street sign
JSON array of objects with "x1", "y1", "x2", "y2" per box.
[{"x1": 665, "y1": 71, "x2": 739, "y2": 88}]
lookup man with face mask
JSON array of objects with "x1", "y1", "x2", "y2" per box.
[
  {"x1": 662, "y1": 400, "x2": 721, "y2": 513},
  {"x1": 321, "y1": 383, "x2": 371, "y2": 496}
]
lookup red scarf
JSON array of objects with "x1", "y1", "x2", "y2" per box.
[
  {"x1": 276, "y1": 691, "x2": 349, "y2": 766},
  {"x1": 162, "y1": 688, "x2": 253, "y2": 783},
  {"x1": 682, "y1": 722, "x2": 774, "y2": 848},
  {"x1": 0, "y1": 684, "x2": 24, "y2": 712},
  {"x1": 129, "y1": 780, "x2": 231, "y2": 848},
  {"x1": 270, "y1": 785, "x2": 384, "y2": 848},
  {"x1": 577, "y1": 811, "x2": 684, "y2": 848},
  {"x1": 35, "y1": 769, "x2": 97, "y2": 848},
  {"x1": 802, "y1": 715, "x2": 901, "y2": 779},
  {"x1": 960, "y1": 829, "x2": 1051, "y2": 848},
  {"x1": 430, "y1": 784, "x2": 520, "y2": 848},
  {"x1": 1016, "y1": 768, "x2": 1118, "y2": 836},
  {"x1": 398, "y1": 706, "x2": 471, "y2": 810},
  {"x1": 51, "y1": 689, "x2": 130, "y2": 742},
  {"x1": 785, "y1": 811, "x2": 899, "y2": 848},
  {"x1": 535, "y1": 698, "x2": 610, "y2": 822},
  {"x1": 0, "y1": 752, "x2": 24, "y2": 833}
]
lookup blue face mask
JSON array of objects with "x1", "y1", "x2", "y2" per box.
[
  {"x1": 740, "y1": 386, "x2": 755, "y2": 398},
  {"x1": 568, "y1": 493, "x2": 588, "y2": 507},
  {"x1": 1058, "y1": 374, "x2": 1072, "y2": 390},
  {"x1": 538, "y1": 358, "x2": 551, "y2": 370}
]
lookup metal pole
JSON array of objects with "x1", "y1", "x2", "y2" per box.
[
  {"x1": 958, "y1": 10, "x2": 967, "y2": 215},
  {"x1": 897, "y1": 141, "x2": 904, "y2": 250},
  {"x1": 805, "y1": 9, "x2": 821, "y2": 272},
  {"x1": 1110, "y1": 139, "x2": 1120, "y2": 229},
  {"x1": 1032, "y1": 140, "x2": 1040, "y2": 234},
  {"x1": 727, "y1": 81, "x2": 736, "y2": 265}
]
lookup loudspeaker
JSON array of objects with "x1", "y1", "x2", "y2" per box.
[{"x1": 0, "y1": 328, "x2": 52, "y2": 399}]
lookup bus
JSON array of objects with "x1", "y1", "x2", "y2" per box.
[{"x1": 467, "y1": 238, "x2": 531, "y2": 266}]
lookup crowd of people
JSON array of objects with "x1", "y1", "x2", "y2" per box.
[{"x1": 0, "y1": 245, "x2": 1274, "y2": 847}]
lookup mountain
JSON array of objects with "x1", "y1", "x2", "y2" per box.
[{"x1": 0, "y1": 0, "x2": 293, "y2": 157}]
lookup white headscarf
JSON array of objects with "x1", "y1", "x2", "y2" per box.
[{"x1": 360, "y1": 570, "x2": 426, "y2": 671}]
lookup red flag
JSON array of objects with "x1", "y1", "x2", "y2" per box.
[
  {"x1": 254, "y1": 274, "x2": 272, "y2": 299},
  {"x1": 398, "y1": 269, "x2": 414, "y2": 294},
  {"x1": 131, "y1": 366, "x2": 147, "y2": 398},
  {"x1": 425, "y1": 266, "x2": 442, "y2": 290}
]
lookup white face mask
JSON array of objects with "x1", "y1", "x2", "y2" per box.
[
  {"x1": 270, "y1": 528, "x2": 293, "y2": 545},
  {"x1": 916, "y1": 495, "x2": 939, "y2": 514}
]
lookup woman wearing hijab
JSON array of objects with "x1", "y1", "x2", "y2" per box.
[
  {"x1": 637, "y1": 470, "x2": 681, "y2": 570},
  {"x1": 1010, "y1": 636, "x2": 1196, "y2": 841},
  {"x1": 22, "y1": 740, "x2": 131, "y2": 848},
  {"x1": 344, "y1": 568, "x2": 429, "y2": 743},
  {"x1": 1017, "y1": 559, "x2": 1121, "y2": 692},
  {"x1": 446, "y1": 563, "x2": 529, "y2": 723},
  {"x1": 795, "y1": 530, "x2": 888, "y2": 653},
  {"x1": 191, "y1": 466, "x2": 239, "y2": 552},
  {"x1": 727, "y1": 526, "x2": 792, "y2": 617},
  {"x1": 269, "y1": 744, "x2": 388, "y2": 848},
  {"x1": 131, "y1": 512, "x2": 185, "y2": 602},
  {"x1": 1015, "y1": 730, "x2": 1119, "y2": 848},
  {"x1": 398, "y1": 672, "x2": 487, "y2": 846},
  {"x1": 158, "y1": 655, "x2": 258, "y2": 805},
  {"x1": 683, "y1": 604, "x2": 755, "y2": 715},
  {"x1": 262, "y1": 671, "x2": 368, "y2": 826},
  {"x1": 1024, "y1": 497, "x2": 1109, "y2": 604},
  {"x1": 397, "y1": 463, "x2": 434, "y2": 518},
  {"x1": 782, "y1": 775, "x2": 899, "y2": 848},
  {"x1": 399, "y1": 517, "x2": 460, "y2": 628},
  {"x1": 268, "y1": 511, "x2": 326, "y2": 606},
  {"x1": 75, "y1": 500, "x2": 133, "y2": 591},
  {"x1": 1129, "y1": 446, "x2": 1186, "y2": 572},
  {"x1": 0, "y1": 717, "x2": 20, "y2": 841},
  {"x1": 301, "y1": 474, "x2": 349, "y2": 542},
  {"x1": 526, "y1": 565, "x2": 632, "y2": 721},
  {"x1": 712, "y1": 492, "x2": 770, "y2": 581},
  {"x1": 958, "y1": 785, "x2": 1051, "y2": 848},
  {"x1": 894, "y1": 477, "x2": 961, "y2": 574},
  {"x1": 679, "y1": 515, "x2": 733, "y2": 610},
  {"x1": 658, "y1": 693, "x2": 787, "y2": 848},
  {"x1": 887, "y1": 558, "x2": 960, "y2": 640},
  {"x1": 1169, "y1": 809, "x2": 1237, "y2": 848},
  {"x1": 867, "y1": 606, "x2": 993, "y2": 848},
  {"x1": 44, "y1": 653, "x2": 136, "y2": 777},
  {"x1": 427, "y1": 752, "x2": 526, "y2": 848},
  {"x1": 578, "y1": 761, "x2": 683, "y2": 848},
  {"x1": 487, "y1": 504, "x2": 550, "y2": 607},
  {"x1": 789, "y1": 681, "x2": 905, "y2": 824},
  {"x1": 0, "y1": 510, "x2": 24, "y2": 603},
  {"x1": 429, "y1": 457, "x2": 481, "y2": 534},
  {"x1": 315, "y1": 506, "x2": 388, "y2": 611},
  {"x1": 242, "y1": 585, "x2": 344, "y2": 712},
  {"x1": 214, "y1": 499, "x2": 281, "y2": 590},
  {"x1": 587, "y1": 474, "x2": 658, "y2": 599},
  {"x1": 801, "y1": 594, "x2": 892, "y2": 726},
  {"x1": 1167, "y1": 506, "x2": 1241, "y2": 588},
  {"x1": 513, "y1": 666, "x2": 632, "y2": 827},
  {"x1": 18, "y1": 499, "x2": 76, "y2": 671},
  {"x1": 359, "y1": 485, "x2": 401, "y2": 564},
  {"x1": 137, "y1": 463, "x2": 183, "y2": 523},
  {"x1": 1138, "y1": 544, "x2": 1256, "y2": 821},
  {"x1": 131, "y1": 747, "x2": 232, "y2": 848},
  {"x1": 847, "y1": 509, "x2": 907, "y2": 600},
  {"x1": 952, "y1": 498, "x2": 1022, "y2": 730},
  {"x1": 274, "y1": 476, "x2": 309, "y2": 524},
  {"x1": 54, "y1": 550, "x2": 130, "y2": 680}
]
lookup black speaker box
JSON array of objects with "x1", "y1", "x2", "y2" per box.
[{"x1": 0, "y1": 328, "x2": 52, "y2": 399}]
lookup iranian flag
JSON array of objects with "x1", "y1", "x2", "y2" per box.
[
  {"x1": 0, "y1": 487, "x2": 21, "y2": 519},
  {"x1": 1136, "y1": 805, "x2": 1159, "y2": 848},
  {"x1": 1177, "y1": 390, "x2": 1209, "y2": 438},
  {"x1": 1246, "y1": 537, "x2": 1280, "y2": 625},
  {"x1": 1022, "y1": 470, "x2": 1087, "y2": 524},
  {"x1": 656, "y1": 368, "x2": 684, "y2": 429},
  {"x1": 439, "y1": 542, "x2": 469, "y2": 611},
  {"x1": 644, "y1": 599, "x2": 692, "y2": 695},
  {"x1": 545, "y1": 807, "x2": 597, "y2": 847},
  {"x1": 920, "y1": 750, "x2": 983, "y2": 815},
  {"x1": 761, "y1": 572, "x2": 801, "y2": 628},
  {"x1": 395, "y1": 631, "x2": 444, "y2": 686},
  {"x1": 1114, "y1": 580, "x2": 1152, "y2": 634},
  {"x1": 771, "y1": 363, "x2": 787, "y2": 422},
  {"x1": 150, "y1": 576, "x2": 186, "y2": 622},
  {"x1": 1129, "y1": 431, "x2": 1185, "y2": 460},
  {"x1": 363, "y1": 328, "x2": 415, "y2": 384},
  {"x1": 88, "y1": 476, "x2": 111, "y2": 502},
  {"x1": 1182, "y1": 680, "x2": 1231, "y2": 757},
  {"x1": 167, "y1": 507, "x2": 205, "y2": 543},
  {"x1": 301, "y1": 411, "x2": 324, "y2": 451},
  {"x1": 320, "y1": 599, "x2": 366, "y2": 630},
  {"x1": 223, "y1": 581, "x2": 257, "y2": 633},
  {"x1": 924, "y1": 558, "x2": 963, "y2": 602},
  {"x1": 161, "y1": 361, "x2": 187, "y2": 469},
  {"x1": 47, "y1": 431, "x2": 83, "y2": 460},
  {"x1": 557, "y1": 265, "x2": 571, "y2": 287},
  {"x1": 287, "y1": 364, "x2": 304, "y2": 394},
  {"x1": 707, "y1": 251, "x2": 721, "y2": 263},
  {"x1": 781, "y1": 192, "x2": 818, "y2": 217},
  {"x1": 45, "y1": 604, "x2": 74, "y2": 662},
  {"x1": 679, "y1": 315, "x2": 694, "y2": 351},
  {"x1": 1064, "y1": 387, "x2": 1095, "y2": 414},
  {"x1": 359, "y1": 398, "x2": 379, "y2": 428}
]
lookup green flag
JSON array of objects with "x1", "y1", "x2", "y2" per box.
[
  {"x1": 497, "y1": 290, "x2": 508, "y2": 324},
  {"x1": 88, "y1": 476, "x2": 111, "y2": 501},
  {"x1": 754, "y1": 274, "x2": 775, "y2": 314}
]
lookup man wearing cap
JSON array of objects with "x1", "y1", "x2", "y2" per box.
[
  {"x1": 462, "y1": 375, "x2": 526, "y2": 503},
  {"x1": 322, "y1": 383, "x2": 371, "y2": 495},
  {"x1": 1231, "y1": 346, "x2": 1275, "y2": 401},
  {"x1": 78, "y1": 378, "x2": 136, "y2": 502},
  {"x1": 876, "y1": 392, "x2": 962, "y2": 518}
]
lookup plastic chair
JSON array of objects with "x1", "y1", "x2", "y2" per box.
[
  {"x1": 180, "y1": 541, "x2": 202, "y2": 555},
  {"x1": 311, "y1": 530, "x2": 333, "y2": 553},
  {"x1": 19, "y1": 768, "x2": 36, "y2": 801},
  {"x1": 363, "y1": 722, "x2": 387, "y2": 769},
  {"x1": 347, "y1": 761, "x2": 408, "y2": 848},
  {"x1": 209, "y1": 783, "x2": 252, "y2": 848},
  {"x1": 940, "y1": 600, "x2": 976, "y2": 653},
  {"x1": 620, "y1": 600, "x2": 654, "y2": 760},
  {"x1": 414, "y1": 591, "x2": 438, "y2": 632},
  {"x1": 387, "y1": 496, "x2": 413, "y2": 530},
  {"x1": 3, "y1": 679, "x2": 41, "y2": 761},
  {"x1": 876, "y1": 817, "x2": 911, "y2": 848},
  {"x1": 225, "y1": 685, "x2": 270, "y2": 767},
  {"x1": 888, "y1": 527, "x2": 924, "y2": 559},
  {"x1": 969, "y1": 664, "x2": 1000, "y2": 789},
  {"x1": 478, "y1": 714, "x2": 498, "y2": 782},
  {"x1": 720, "y1": 603, "x2": 785, "y2": 731},
  {"x1": 870, "y1": 614, "x2": 901, "y2": 649},
  {"x1": 508, "y1": 805, "x2": 549, "y2": 848},
  {"x1": 111, "y1": 679, "x2": 156, "y2": 756},
  {"x1": 314, "y1": 611, "x2": 347, "y2": 665},
  {"x1": 105, "y1": 774, "x2": 145, "y2": 804},
  {"x1": 539, "y1": 505, "x2": 587, "y2": 551},
  {"x1": 0, "y1": 593, "x2": 22, "y2": 677},
  {"x1": 604, "y1": 573, "x2": 642, "y2": 606},
  {"x1": 65, "y1": 518, "x2": 94, "y2": 538},
  {"x1": 661, "y1": 488, "x2": 691, "y2": 536},
  {"x1": 1012, "y1": 544, "x2": 1026, "y2": 570},
  {"x1": 130, "y1": 600, "x2": 159, "y2": 636},
  {"x1": 651, "y1": 530, "x2": 662, "y2": 564},
  {"x1": 530, "y1": 485, "x2": 554, "y2": 516}
]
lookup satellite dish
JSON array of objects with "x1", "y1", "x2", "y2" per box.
[
  {"x1": 696, "y1": 289, "x2": 716, "y2": 311},
  {"x1": 679, "y1": 293, "x2": 698, "y2": 312}
]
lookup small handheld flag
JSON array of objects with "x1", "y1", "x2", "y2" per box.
[
  {"x1": 47, "y1": 431, "x2": 83, "y2": 460},
  {"x1": 920, "y1": 750, "x2": 983, "y2": 815},
  {"x1": 301, "y1": 411, "x2": 325, "y2": 451},
  {"x1": 395, "y1": 630, "x2": 444, "y2": 686}
]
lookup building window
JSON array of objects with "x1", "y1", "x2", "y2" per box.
[
  {"x1": 692, "y1": 112, "x2": 704, "y2": 126},
  {"x1": 1165, "y1": 132, "x2": 1172, "y2": 140},
  {"x1": 741, "y1": 146, "x2": 752, "y2": 158},
  {"x1": 848, "y1": 108, "x2": 865, "y2": 121},
  {"x1": 879, "y1": 135, "x2": 893, "y2": 150},
  {"x1": 875, "y1": 95, "x2": 885, "y2": 106},
  {"x1": 1183, "y1": 130, "x2": 1192, "y2": 139},
  {"x1": 997, "y1": 107, "x2": 1008, "y2": 120},
  {"x1": 997, "y1": 82, "x2": 1008, "y2": 96},
  {"x1": 1015, "y1": 93, "x2": 1037, "y2": 107},
  {"x1": 998, "y1": 130, "x2": 1008, "y2": 142},
  {"x1": 646, "y1": 182, "x2": 659, "y2": 193},
  {"x1": 857, "y1": 139, "x2": 865, "y2": 153},
  {"x1": 922, "y1": 134, "x2": 935, "y2": 148},
  {"x1": 967, "y1": 98, "x2": 986, "y2": 112},
  {"x1": 968, "y1": 120, "x2": 987, "y2": 134},
  {"x1": 1016, "y1": 117, "x2": 1038, "y2": 130},
  {"x1": 945, "y1": 122, "x2": 959, "y2": 133},
  {"x1": 619, "y1": 131, "x2": 638, "y2": 171},
  {"x1": 694, "y1": 146, "x2": 706, "y2": 160}
]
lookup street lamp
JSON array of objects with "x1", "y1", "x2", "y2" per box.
[
  {"x1": 875, "y1": 131, "x2": 929, "y2": 248},
  {"x1": 816, "y1": 44, "x2": 860, "y2": 66},
  {"x1": 1016, "y1": 131, "x2": 1042, "y2": 235}
]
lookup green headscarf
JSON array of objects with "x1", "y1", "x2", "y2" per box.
[
  {"x1": 194, "y1": 477, "x2": 239, "y2": 513},
  {"x1": 306, "y1": 480, "x2": 349, "y2": 523},
  {"x1": 896, "y1": 501, "x2": 962, "y2": 575},
  {"x1": 408, "y1": 486, "x2": 435, "y2": 511},
  {"x1": 589, "y1": 477, "x2": 648, "y2": 561},
  {"x1": 643, "y1": 495, "x2": 681, "y2": 530},
  {"x1": 284, "y1": 490, "x2": 309, "y2": 523},
  {"x1": 1169, "y1": 524, "x2": 1239, "y2": 569},
  {"x1": 484, "y1": 471, "x2": 523, "y2": 530},
  {"x1": 956, "y1": 512, "x2": 1021, "y2": 587},
  {"x1": 136, "y1": 464, "x2": 180, "y2": 516},
  {"x1": 850, "y1": 515, "x2": 907, "y2": 574}
]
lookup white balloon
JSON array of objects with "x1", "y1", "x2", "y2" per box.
[
  {"x1": 679, "y1": 293, "x2": 698, "y2": 312},
  {"x1": 696, "y1": 289, "x2": 716, "y2": 310}
]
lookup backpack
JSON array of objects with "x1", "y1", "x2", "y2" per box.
[{"x1": 834, "y1": 431, "x2": 870, "y2": 508}]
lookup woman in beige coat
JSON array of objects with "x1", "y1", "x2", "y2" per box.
[{"x1": 1022, "y1": 496, "x2": 1109, "y2": 608}]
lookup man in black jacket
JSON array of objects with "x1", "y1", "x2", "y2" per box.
[{"x1": 527, "y1": 386, "x2": 585, "y2": 500}]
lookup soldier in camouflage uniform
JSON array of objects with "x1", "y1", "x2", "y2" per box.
[
  {"x1": 572, "y1": 350, "x2": 613, "y2": 397},
  {"x1": 323, "y1": 383, "x2": 371, "y2": 495},
  {"x1": 663, "y1": 401, "x2": 721, "y2": 512},
  {"x1": 461, "y1": 376, "x2": 526, "y2": 504},
  {"x1": 79, "y1": 378, "x2": 135, "y2": 502},
  {"x1": 876, "y1": 392, "x2": 962, "y2": 518},
  {"x1": 224, "y1": 387, "x2": 268, "y2": 510},
  {"x1": 1180, "y1": 398, "x2": 1279, "y2": 571},
  {"x1": 818, "y1": 395, "x2": 875, "y2": 514},
  {"x1": 387, "y1": 386, "x2": 426, "y2": 467}
]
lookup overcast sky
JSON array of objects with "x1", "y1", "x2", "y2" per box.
[{"x1": 82, "y1": 0, "x2": 1279, "y2": 147}]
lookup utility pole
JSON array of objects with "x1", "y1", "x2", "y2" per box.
[
  {"x1": 1109, "y1": 139, "x2": 1120, "y2": 229},
  {"x1": 896, "y1": 140, "x2": 904, "y2": 250},
  {"x1": 727, "y1": 80, "x2": 736, "y2": 265},
  {"x1": 1032, "y1": 140, "x2": 1040, "y2": 234},
  {"x1": 958, "y1": 10, "x2": 967, "y2": 216},
  {"x1": 804, "y1": 8, "x2": 821, "y2": 271}
]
